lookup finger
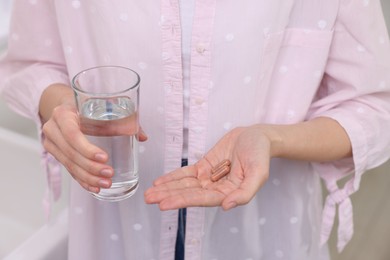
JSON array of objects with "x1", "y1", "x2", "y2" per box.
[
  {"x1": 43, "y1": 120, "x2": 114, "y2": 178},
  {"x1": 152, "y1": 165, "x2": 198, "y2": 186},
  {"x1": 43, "y1": 133, "x2": 112, "y2": 190},
  {"x1": 222, "y1": 162, "x2": 269, "y2": 210},
  {"x1": 147, "y1": 188, "x2": 225, "y2": 210},
  {"x1": 79, "y1": 180, "x2": 101, "y2": 194},
  {"x1": 51, "y1": 106, "x2": 108, "y2": 162},
  {"x1": 138, "y1": 127, "x2": 148, "y2": 142},
  {"x1": 144, "y1": 183, "x2": 199, "y2": 204},
  {"x1": 61, "y1": 119, "x2": 107, "y2": 161},
  {"x1": 145, "y1": 177, "x2": 201, "y2": 197},
  {"x1": 145, "y1": 179, "x2": 239, "y2": 209}
]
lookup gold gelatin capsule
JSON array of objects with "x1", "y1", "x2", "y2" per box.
[
  {"x1": 211, "y1": 159, "x2": 231, "y2": 174},
  {"x1": 211, "y1": 165, "x2": 230, "y2": 182}
]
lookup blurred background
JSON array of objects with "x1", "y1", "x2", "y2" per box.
[
  {"x1": 0, "y1": 0, "x2": 38, "y2": 138},
  {"x1": 1, "y1": 1, "x2": 390, "y2": 260}
]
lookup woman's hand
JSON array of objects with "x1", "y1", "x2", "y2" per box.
[
  {"x1": 145, "y1": 117, "x2": 352, "y2": 211},
  {"x1": 40, "y1": 84, "x2": 147, "y2": 194},
  {"x1": 144, "y1": 126, "x2": 276, "y2": 211}
]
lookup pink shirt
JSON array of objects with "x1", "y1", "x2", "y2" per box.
[{"x1": 1, "y1": 1, "x2": 390, "y2": 259}]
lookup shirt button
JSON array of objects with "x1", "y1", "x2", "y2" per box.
[
  {"x1": 196, "y1": 43, "x2": 206, "y2": 54},
  {"x1": 191, "y1": 238, "x2": 199, "y2": 245},
  {"x1": 162, "y1": 52, "x2": 171, "y2": 61},
  {"x1": 165, "y1": 84, "x2": 173, "y2": 94},
  {"x1": 168, "y1": 135, "x2": 180, "y2": 144},
  {"x1": 194, "y1": 98, "x2": 205, "y2": 105},
  {"x1": 170, "y1": 24, "x2": 177, "y2": 35},
  {"x1": 194, "y1": 152, "x2": 204, "y2": 160}
]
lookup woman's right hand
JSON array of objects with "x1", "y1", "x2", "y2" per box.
[
  {"x1": 42, "y1": 102, "x2": 114, "y2": 194},
  {"x1": 39, "y1": 84, "x2": 147, "y2": 193}
]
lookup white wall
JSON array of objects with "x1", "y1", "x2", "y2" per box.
[
  {"x1": 0, "y1": 0, "x2": 11, "y2": 50},
  {"x1": 383, "y1": 0, "x2": 390, "y2": 30},
  {"x1": 0, "y1": 0, "x2": 38, "y2": 138}
]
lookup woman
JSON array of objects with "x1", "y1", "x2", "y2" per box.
[{"x1": 1, "y1": 0, "x2": 390, "y2": 259}]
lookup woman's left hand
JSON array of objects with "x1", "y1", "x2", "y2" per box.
[{"x1": 144, "y1": 125, "x2": 275, "y2": 211}]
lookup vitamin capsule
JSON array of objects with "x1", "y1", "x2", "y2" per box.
[
  {"x1": 210, "y1": 165, "x2": 230, "y2": 182},
  {"x1": 211, "y1": 159, "x2": 231, "y2": 174}
]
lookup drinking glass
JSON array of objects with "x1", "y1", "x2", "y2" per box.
[{"x1": 72, "y1": 66, "x2": 140, "y2": 201}]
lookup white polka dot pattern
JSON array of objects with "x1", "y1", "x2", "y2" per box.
[
  {"x1": 71, "y1": 0, "x2": 81, "y2": 9},
  {"x1": 133, "y1": 223, "x2": 143, "y2": 231},
  {"x1": 2, "y1": 1, "x2": 390, "y2": 259},
  {"x1": 110, "y1": 234, "x2": 119, "y2": 241}
]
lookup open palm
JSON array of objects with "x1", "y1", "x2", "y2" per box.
[{"x1": 144, "y1": 126, "x2": 272, "y2": 211}]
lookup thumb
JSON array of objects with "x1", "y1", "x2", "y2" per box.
[
  {"x1": 221, "y1": 162, "x2": 269, "y2": 210},
  {"x1": 138, "y1": 127, "x2": 148, "y2": 142}
]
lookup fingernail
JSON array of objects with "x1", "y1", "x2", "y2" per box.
[
  {"x1": 138, "y1": 128, "x2": 148, "y2": 141},
  {"x1": 100, "y1": 169, "x2": 113, "y2": 177},
  {"x1": 95, "y1": 153, "x2": 107, "y2": 162},
  {"x1": 98, "y1": 179, "x2": 111, "y2": 188}
]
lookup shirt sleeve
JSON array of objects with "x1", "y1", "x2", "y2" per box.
[
  {"x1": 0, "y1": 0, "x2": 69, "y2": 125},
  {"x1": 0, "y1": 1, "x2": 69, "y2": 218},
  {"x1": 306, "y1": 0, "x2": 390, "y2": 251}
]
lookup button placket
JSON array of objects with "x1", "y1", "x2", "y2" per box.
[
  {"x1": 184, "y1": 1, "x2": 217, "y2": 259},
  {"x1": 161, "y1": 0, "x2": 183, "y2": 168}
]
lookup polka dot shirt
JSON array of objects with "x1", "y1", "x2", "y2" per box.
[{"x1": 1, "y1": 0, "x2": 390, "y2": 259}]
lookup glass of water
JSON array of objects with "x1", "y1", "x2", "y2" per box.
[{"x1": 71, "y1": 66, "x2": 140, "y2": 202}]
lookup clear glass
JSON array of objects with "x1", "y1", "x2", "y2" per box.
[{"x1": 72, "y1": 66, "x2": 140, "y2": 201}]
